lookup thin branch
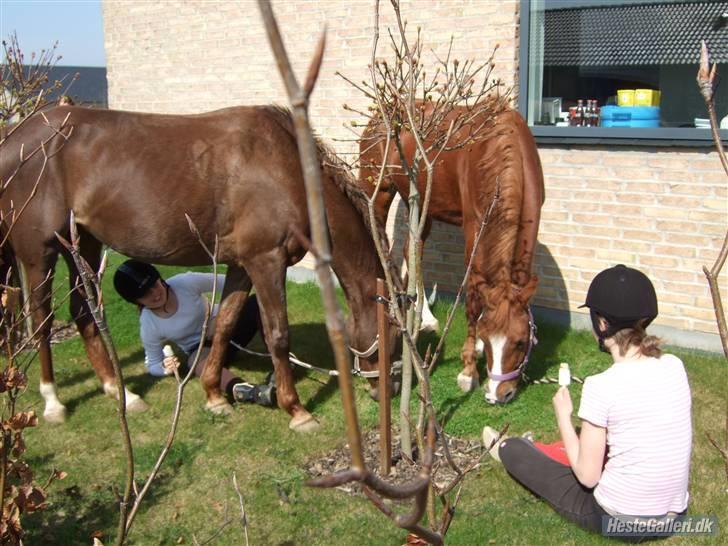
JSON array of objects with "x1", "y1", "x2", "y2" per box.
[
  {"x1": 233, "y1": 472, "x2": 250, "y2": 546},
  {"x1": 124, "y1": 228, "x2": 220, "y2": 534},
  {"x1": 56, "y1": 213, "x2": 134, "y2": 546},
  {"x1": 696, "y1": 41, "x2": 728, "y2": 358},
  {"x1": 258, "y1": 0, "x2": 365, "y2": 469},
  {"x1": 428, "y1": 177, "x2": 501, "y2": 371}
]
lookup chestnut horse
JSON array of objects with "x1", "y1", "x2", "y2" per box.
[
  {"x1": 359, "y1": 103, "x2": 544, "y2": 404},
  {"x1": 0, "y1": 104, "x2": 395, "y2": 431}
]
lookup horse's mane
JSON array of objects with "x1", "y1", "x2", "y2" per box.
[
  {"x1": 259, "y1": 105, "x2": 401, "y2": 289},
  {"x1": 475, "y1": 118, "x2": 523, "y2": 288}
]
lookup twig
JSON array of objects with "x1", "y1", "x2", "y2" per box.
[
  {"x1": 233, "y1": 472, "x2": 250, "y2": 546},
  {"x1": 124, "y1": 226, "x2": 220, "y2": 535},
  {"x1": 696, "y1": 41, "x2": 728, "y2": 358},
  {"x1": 428, "y1": 177, "x2": 501, "y2": 371},
  {"x1": 56, "y1": 213, "x2": 133, "y2": 546},
  {"x1": 257, "y1": 0, "x2": 366, "y2": 469}
]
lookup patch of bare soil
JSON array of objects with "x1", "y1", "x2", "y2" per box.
[{"x1": 304, "y1": 428, "x2": 485, "y2": 496}]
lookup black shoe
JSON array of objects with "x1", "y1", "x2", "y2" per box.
[{"x1": 232, "y1": 382, "x2": 276, "y2": 407}]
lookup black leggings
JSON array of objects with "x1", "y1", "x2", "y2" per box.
[
  {"x1": 186, "y1": 295, "x2": 262, "y2": 399},
  {"x1": 499, "y1": 437, "x2": 608, "y2": 533},
  {"x1": 500, "y1": 438, "x2": 685, "y2": 543}
]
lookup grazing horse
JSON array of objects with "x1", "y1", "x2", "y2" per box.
[
  {"x1": 359, "y1": 103, "x2": 544, "y2": 404},
  {"x1": 0, "y1": 104, "x2": 396, "y2": 431}
]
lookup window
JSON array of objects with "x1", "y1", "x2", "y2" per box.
[{"x1": 519, "y1": 0, "x2": 728, "y2": 144}]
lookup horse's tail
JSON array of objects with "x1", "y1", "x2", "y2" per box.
[{"x1": 259, "y1": 105, "x2": 401, "y2": 290}]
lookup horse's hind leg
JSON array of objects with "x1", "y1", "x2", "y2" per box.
[
  {"x1": 246, "y1": 250, "x2": 319, "y2": 433},
  {"x1": 399, "y1": 212, "x2": 439, "y2": 333},
  {"x1": 199, "y1": 264, "x2": 251, "y2": 415},
  {"x1": 63, "y1": 232, "x2": 147, "y2": 413},
  {"x1": 20, "y1": 249, "x2": 67, "y2": 422}
]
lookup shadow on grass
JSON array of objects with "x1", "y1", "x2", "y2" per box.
[
  {"x1": 439, "y1": 390, "x2": 475, "y2": 428},
  {"x1": 25, "y1": 481, "x2": 120, "y2": 544},
  {"x1": 56, "y1": 347, "x2": 145, "y2": 389},
  {"x1": 51, "y1": 317, "x2": 400, "y2": 419},
  {"x1": 521, "y1": 321, "x2": 569, "y2": 382},
  {"x1": 25, "y1": 467, "x2": 185, "y2": 545}
]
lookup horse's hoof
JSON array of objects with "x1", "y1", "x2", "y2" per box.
[
  {"x1": 43, "y1": 405, "x2": 67, "y2": 424},
  {"x1": 457, "y1": 372, "x2": 479, "y2": 392},
  {"x1": 126, "y1": 397, "x2": 149, "y2": 413},
  {"x1": 206, "y1": 400, "x2": 234, "y2": 416},
  {"x1": 289, "y1": 413, "x2": 320, "y2": 433},
  {"x1": 420, "y1": 318, "x2": 440, "y2": 333},
  {"x1": 368, "y1": 387, "x2": 380, "y2": 402}
]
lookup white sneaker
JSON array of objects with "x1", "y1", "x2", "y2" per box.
[{"x1": 482, "y1": 426, "x2": 504, "y2": 463}]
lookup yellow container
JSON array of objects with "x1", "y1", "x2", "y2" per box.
[
  {"x1": 617, "y1": 89, "x2": 635, "y2": 106},
  {"x1": 635, "y1": 89, "x2": 661, "y2": 107}
]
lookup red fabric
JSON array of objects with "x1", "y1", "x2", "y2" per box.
[{"x1": 534, "y1": 440, "x2": 570, "y2": 466}]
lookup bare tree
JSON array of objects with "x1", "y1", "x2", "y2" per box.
[
  {"x1": 696, "y1": 41, "x2": 728, "y2": 482},
  {"x1": 56, "y1": 215, "x2": 231, "y2": 545},
  {"x1": 342, "y1": 0, "x2": 508, "y2": 459},
  {"x1": 0, "y1": 37, "x2": 69, "y2": 545},
  {"x1": 259, "y1": 1, "x2": 509, "y2": 543}
]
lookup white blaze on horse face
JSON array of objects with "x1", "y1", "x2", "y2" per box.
[
  {"x1": 485, "y1": 334, "x2": 506, "y2": 404},
  {"x1": 40, "y1": 381, "x2": 67, "y2": 422}
]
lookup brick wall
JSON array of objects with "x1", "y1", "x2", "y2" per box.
[{"x1": 102, "y1": 1, "x2": 726, "y2": 348}]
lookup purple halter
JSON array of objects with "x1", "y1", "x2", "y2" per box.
[{"x1": 486, "y1": 306, "x2": 538, "y2": 382}]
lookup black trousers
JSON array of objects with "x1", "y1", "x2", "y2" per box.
[
  {"x1": 187, "y1": 295, "x2": 262, "y2": 399},
  {"x1": 499, "y1": 437, "x2": 608, "y2": 532},
  {"x1": 499, "y1": 438, "x2": 683, "y2": 543}
]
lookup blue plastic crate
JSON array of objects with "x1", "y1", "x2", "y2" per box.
[{"x1": 600, "y1": 106, "x2": 660, "y2": 128}]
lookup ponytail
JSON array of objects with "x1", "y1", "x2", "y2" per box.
[{"x1": 611, "y1": 318, "x2": 662, "y2": 358}]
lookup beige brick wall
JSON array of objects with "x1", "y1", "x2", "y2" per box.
[
  {"x1": 534, "y1": 146, "x2": 726, "y2": 335},
  {"x1": 102, "y1": 1, "x2": 727, "y2": 346}
]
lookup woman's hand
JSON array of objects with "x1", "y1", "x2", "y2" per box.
[
  {"x1": 552, "y1": 386, "x2": 573, "y2": 422},
  {"x1": 162, "y1": 355, "x2": 181, "y2": 376}
]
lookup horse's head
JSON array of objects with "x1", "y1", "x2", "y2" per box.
[{"x1": 477, "y1": 276, "x2": 538, "y2": 404}]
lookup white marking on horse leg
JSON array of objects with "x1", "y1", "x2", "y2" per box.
[
  {"x1": 457, "y1": 371, "x2": 479, "y2": 392},
  {"x1": 475, "y1": 338, "x2": 484, "y2": 356},
  {"x1": 484, "y1": 334, "x2": 506, "y2": 404},
  {"x1": 40, "y1": 381, "x2": 67, "y2": 423},
  {"x1": 419, "y1": 296, "x2": 440, "y2": 333},
  {"x1": 103, "y1": 382, "x2": 149, "y2": 413}
]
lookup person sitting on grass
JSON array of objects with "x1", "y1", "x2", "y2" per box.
[
  {"x1": 484, "y1": 264, "x2": 691, "y2": 539},
  {"x1": 113, "y1": 259, "x2": 275, "y2": 407}
]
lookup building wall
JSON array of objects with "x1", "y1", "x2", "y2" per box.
[{"x1": 102, "y1": 0, "x2": 726, "y2": 348}]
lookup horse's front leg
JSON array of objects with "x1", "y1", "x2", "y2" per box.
[
  {"x1": 458, "y1": 281, "x2": 481, "y2": 392},
  {"x1": 200, "y1": 266, "x2": 251, "y2": 415},
  {"x1": 246, "y1": 251, "x2": 319, "y2": 433},
  {"x1": 64, "y1": 236, "x2": 147, "y2": 414}
]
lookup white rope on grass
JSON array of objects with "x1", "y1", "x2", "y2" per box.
[
  {"x1": 524, "y1": 374, "x2": 585, "y2": 385},
  {"x1": 229, "y1": 340, "x2": 401, "y2": 379}
]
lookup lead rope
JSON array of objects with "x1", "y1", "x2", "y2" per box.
[
  {"x1": 523, "y1": 373, "x2": 585, "y2": 385},
  {"x1": 229, "y1": 339, "x2": 401, "y2": 379}
]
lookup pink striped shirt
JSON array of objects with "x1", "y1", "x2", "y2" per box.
[{"x1": 578, "y1": 353, "x2": 692, "y2": 516}]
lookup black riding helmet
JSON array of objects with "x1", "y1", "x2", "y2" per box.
[
  {"x1": 113, "y1": 260, "x2": 161, "y2": 303},
  {"x1": 579, "y1": 264, "x2": 658, "y2": 350}
]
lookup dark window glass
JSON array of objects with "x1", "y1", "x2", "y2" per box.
[{"x1": 522, "y1": 0, "x2": 728, "y2": 139}]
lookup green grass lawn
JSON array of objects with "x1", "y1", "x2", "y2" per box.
[{"x1": 19, "y1": 254, "x2": 727, "y2": 545}]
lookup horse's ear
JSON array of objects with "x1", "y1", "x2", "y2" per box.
[{"x1": 513, "y1": 275, "x2": 538, "y2": 305}]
